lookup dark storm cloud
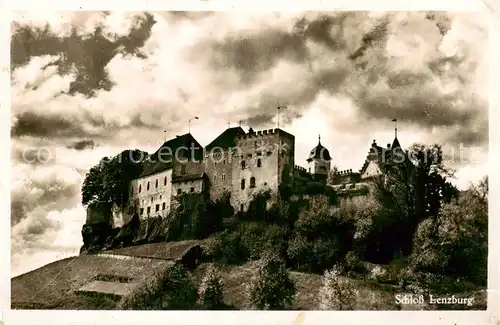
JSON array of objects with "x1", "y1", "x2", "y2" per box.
[
  {"x1": 207, "y1": 29, "x2": 308, "y2": 84},
  {"x1": 11, "y1": 200, "x2": 26, "y2": 227},
  {"x1": 11, "y1": 12, "x2": 156, "y2": 97},
  {"x1": 66, "y1": 139, "x2": 96, "y2": 150},
  {"x1": 199, "y1": 12, "x2": 487, "y2": 147},
  {"x1": 11, "y1": 112, "x2": 88, "y2": 138},
  {"x1": 349, "y1": 17, "x2": 389, "y2": 61}
]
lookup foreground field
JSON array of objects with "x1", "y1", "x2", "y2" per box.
[{"x1": 12, "y1": 241, "x2": 487, "y2": 310}]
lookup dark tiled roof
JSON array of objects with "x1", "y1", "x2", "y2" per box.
[
  {"x1": 140, "y1": 133, "x2": 203, "y2": 178},
  {"x1": 172, "y1": 173, "x2": 207, "y2": 183},
  {"x1": 307, "y1": 140, "x2": 332, "y2": 161},
  {"x1": 359, "y1": 139, "x2": 406, "y2": 175},
  {"x1": 205, "y1": 127, "x2": 245, "y2": 151},
  {"x1": 391, "y1": 137, "x2": 401, "y2": 149}
]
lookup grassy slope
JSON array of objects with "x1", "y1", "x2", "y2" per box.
[
  {"x1": 11, "y1": 254, "x2": 172, "y2": 309},
  {"x1": 104, "y1": 240, "x2": 201, "y2": 260},
  {"x1": 192, "y1": 262, "x2": 400, "y2": 310},
  {"x1": 12, "y1": 241, "x2": 487, "y2": 310}
]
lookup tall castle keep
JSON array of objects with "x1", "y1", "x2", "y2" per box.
[{"x1": 116, "y1": 125, "x2": 402, "y2": 226}]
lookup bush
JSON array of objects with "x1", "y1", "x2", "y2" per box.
[
  {"x1": 249, "y1": 254, "x2": 296, "y2": 310},
  {"x1": 160, "y1": 264, "x2": 198, "y2": 309},
  {"x1": 198, "y1": 264, "x2": 225, "y2": 309},
  {"x1": 317, "y1": 267, "x2": 358, "y2": 310},
  {"x1": 344, "y1": 250, "x2": 363, "y2": 275}
]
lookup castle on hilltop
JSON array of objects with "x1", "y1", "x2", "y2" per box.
[{"x1": 113, "y1": 124, "x2": 403, "y2": 227}]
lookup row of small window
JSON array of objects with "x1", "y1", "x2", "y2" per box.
[
  {"x1": 137, "y1": 176, "x2": 168, "y2": 194},
  {"x1": 177, "y1": 187, "x2": 195, "y2": 194},
  {"x1": 241, "y1": 159, "x2": 261, "y2": 169},
  {"x1": 213, "y1": 174, "x2": 226, "y2": 182},
  {"x1": 140, "y1": 202, "x2": 167, "y2": 215},
  {"x1": 241, "y1": 177, "x2": 256, "y2": 190}
]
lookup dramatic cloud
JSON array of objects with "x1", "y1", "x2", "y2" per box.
[{"x1": 10, "y1": 11, "x2": 488, "y2": 276}]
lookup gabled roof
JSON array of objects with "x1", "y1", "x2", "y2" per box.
[
  {"x1": 140, "y1": 133, "x2": 203, "y2": 178},
  {"x1": 391, "y1": 137, "x2": 401, "y2": 149},
  {"x1": 205, "y1": 127, "x2": 245, "y2": 151},
  {"x1": 359, "y1": 138, "x2": 406, "y2": 176}
]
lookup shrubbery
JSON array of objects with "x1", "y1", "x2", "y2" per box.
[
  {"x1": 249, "y1": 253, "x2": 296, "y2": 310},
  {"x1": 198, "y1": 264, "x2": 225, "y2": 309},
  {"x1": 317, "y1": 265, "x2": 358, "y2": 310}
]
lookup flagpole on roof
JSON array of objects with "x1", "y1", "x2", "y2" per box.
[
  {"x1": 392, "y1": 118, "x2": 397, "y2": 139},
  {"x1": 189, "y1": 116, "x2": 199, "y2": 133},
  {"x1": 277, "y1": 105, "x2": 287, "y2": 129}
]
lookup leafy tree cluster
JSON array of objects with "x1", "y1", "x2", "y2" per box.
[{"x1": 81, "y1": 149, "x2": 147, "y2": 207}]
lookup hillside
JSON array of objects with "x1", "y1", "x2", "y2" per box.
[
  {"x1": 11, "y1": 253, "x2": 173, "y2": 309},
  {"x1": 12, "y1": 240, "x2": 487, "y2": 310}
]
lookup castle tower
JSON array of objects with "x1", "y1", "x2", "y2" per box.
[{"x1": 307, "y1": 135, "x2": 331, "y2": 181}]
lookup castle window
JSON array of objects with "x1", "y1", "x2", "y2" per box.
[
  {"x1": 241, "y1": 179, "x2": 246, "y2": 190},
  {"x1": 162, "y1": 202, "x2": 166, "y2": 210},
  {"x1": 257, "y1": 152, "x2": 262, "y2": 156},
  {"x1": 181, "y1": 164, "x2": 186, "y2": 174},
  {"x1": 221, "y1": 174, "x2": 226, "y2": 181},
  {"x1": 160, "y1": 195, "x2": 162, "y2": 200},
  {"x1": 139, "y1": 184, "x2": 142, "y2": 193},
  {"x1": 164, "y1": 176, "x2": 167, "y2": 186},
  {"x1": 151, "y1": 197, "x2": 153, "y2": 203},
  {"x1": 223, "y1": 160, "x2": 226, "y2": 164},
  {"x1": 257, "y1": 159, "x2": 262, "y2": 167},
  {"x1": 190, "y1": 187, "x2": 194, "y2": 193},
  {"x1": 147, "y1": 181, "x2": 150, "y2": 191},
  {"x1": 250, "y1": 177, "x2": 256, "y2": 188},
  {"x1": 214, "y1": 174, "x2": 217, "y2": 182},
  {"x1": 140, "y1": 208, "x2": 144, "y2": 215},
  {"x1": 240, "y1": 204, "x2": 244, "y2": 212},
  {"x1": 156, "y1": 204, "x2": 160, "y2": 212},
  {"x1": 241, "y1": 161, "x2": 246, "y2": 169},
  {"x1": 147, "y1": 207, "x2": 151, "y2": 215},
  {"x1": 177, "y1": 189, "x2": 182, "y2": 195},
  {"x1": 155, "y1": 179, "x2": 158, "y2": 188}
]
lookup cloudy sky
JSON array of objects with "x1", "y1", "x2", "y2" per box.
[{"x1": 10, "y1": 11, "x2": 488, "y2": 276}]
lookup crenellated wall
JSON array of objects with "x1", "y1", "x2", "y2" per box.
[{"x1": 230, "y1": 128, "x2": 294, "y2": 212}]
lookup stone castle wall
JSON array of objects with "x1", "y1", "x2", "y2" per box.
[
  {"x1": 204, "y1": 150, "x2": 233, "y2": 201},
  {"x1": 230, "y1": 129, "x2": 294, "y2": 211}
]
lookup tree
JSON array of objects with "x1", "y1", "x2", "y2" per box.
[
  {"x1": 160, "y1": 264, "x2": 198, "y2": 309},
  {"x1": 407, "y1": 176, "x2": 488, "y2": 287},
  {"x1": 198, "y1": 264, "x2": 225, "y2": 309},
  {"x1": 81, "y1": 163, "x2": 105, "y2": 206},
  {"x1": 81, "y1": 149, "x2": 147, "y2": 207},
  {"x1": 249, "y1": 253, "x2": 296, "y2": 310},
  {"x1": 369, "y1": 143, "x2": 458, "y2": 260},
  {"x1": 318, "y1": 266, "x2": 358, "y2": 310}
]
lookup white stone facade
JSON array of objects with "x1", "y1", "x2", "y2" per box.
[{"x1": 130, "y1": 169, "x2": 173, "y2": 219}]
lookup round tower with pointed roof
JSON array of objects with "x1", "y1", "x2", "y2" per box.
[{"x1": 307, "y1": 135, "x2": 332, "y2": 180}]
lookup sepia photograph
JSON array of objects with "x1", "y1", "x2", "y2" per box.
[{"x1": 9, "y1": 11, "x2": 489, "y2": 312}]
